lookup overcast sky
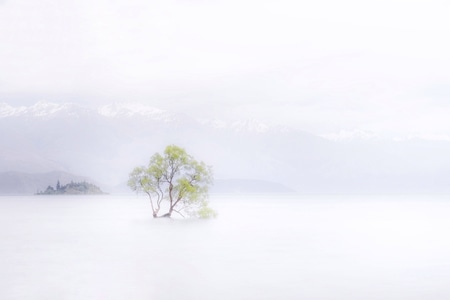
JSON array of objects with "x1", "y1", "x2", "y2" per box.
[{"x1": 1, "y1": 0, "x2": 449, "y2": 138}]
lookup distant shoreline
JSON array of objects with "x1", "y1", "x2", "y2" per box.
[{"x1": 36, "y1": 180, "x2": 107, "y2": 195}]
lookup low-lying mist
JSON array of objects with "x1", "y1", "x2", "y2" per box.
[{"x1": 1, "y1": 194, "x2": 450, "y2": 299}]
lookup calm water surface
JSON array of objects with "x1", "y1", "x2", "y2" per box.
[{"x1": 1, "y1": 194, "x2": 450, "y2": 300}]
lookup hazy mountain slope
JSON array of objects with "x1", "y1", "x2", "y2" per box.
[
  {"x1": 0, "y1": 171, "x2": 101, "y2": 195},
  {"x1": 2, "y1": 101, "x2": 450, "y2": 193}
]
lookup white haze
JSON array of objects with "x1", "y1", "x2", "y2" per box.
[
  {"x1": 1, "y1": 0, "x2": 450, "y2": 138},
  {"x1": 2, "y1": 2, "x2": 450, "y2": 299},
  {"x1": 2, "y1": 194, "x2": 450, "y2": 300}
]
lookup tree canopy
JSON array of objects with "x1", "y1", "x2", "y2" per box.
[{"x1": 128, "y1": 145, "x2": 216, "y2": 218}]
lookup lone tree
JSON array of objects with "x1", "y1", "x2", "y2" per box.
[{"x1": 128, "y1": 145, "x2": 216, "y2": 218}]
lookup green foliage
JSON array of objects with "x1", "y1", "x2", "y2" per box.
[
  {"x1": 128, "y1": 145, "x2": 216, "y2": 219},
  {"x1": 197, "y1": 205, "x2": 218, "y2": 219}
]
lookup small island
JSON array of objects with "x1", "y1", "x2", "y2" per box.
[{"x1": 37, "y1": 180, "x2": 106, "y2": 195}]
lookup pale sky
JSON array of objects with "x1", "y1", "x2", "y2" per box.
[{"x1": 1, "y1": 0, "x2": 449, "y2": 138}]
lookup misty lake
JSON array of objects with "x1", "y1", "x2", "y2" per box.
[{"x1": 1, "y1": 194, "x2": 450, "y2": 300}]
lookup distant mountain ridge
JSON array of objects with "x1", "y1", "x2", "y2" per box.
[
  {"x1": 2, "y1": 101, "x2": 450, "y2": 194},
  {"x1": 0, "y1": 101, "x2": 285, "y2": 134},
  {"x1": 0, "y1": 102, "x2": 89, "y2": 119}
]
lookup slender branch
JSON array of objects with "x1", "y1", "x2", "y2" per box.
[
  {"x1": 157, "y1": 180, "x2": 165, "y2": 206},
  {"x1": 177, "y1": 202, "x2": 188, "y2": 213},
  {"x1": 172, "y1": 209, "x2": 185, "y2": 218},
  {"x1": 172, "y1": 194, "x2": 184, "y2": 209},
  {"x1": 145, "y1": 191, "x2": 156, "y2": 214}
]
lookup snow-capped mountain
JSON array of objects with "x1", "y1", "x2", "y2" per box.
[
  {"x1": 231, "y1": 119, "x2": 273, "y2": 134},
  {"x1": 0, "y1": 101, "x2": 90, "y2": 119},
  {"x1": 25, "y1": 101, "x2": 75, "y2": 118},
  {"x1": 0, "y1": 103, "x2": 26, "y2": 117},
  {"x1": 199, "y1": 118, "x2": 291, "y2": 134},
  {"x1": 201, "y1": 119, "x2": 272, "y2": 133},
  {"x1": 97, "y1": 102, "x2": 175, "y2": 122},
  {"x1": 0, "y1": 102, "x2": 290, "y2": 134},
  {"x1": 0, "y1": 101, "x2": 296, "y2": 183},
  {"x1": 0, "y1": 101, "x2": 184, "y2": 128},
  {"x1": 320, "y1": 130, "x2": 380, "y2": 142},
  {"x1": 2, "y1": 101, "x2": 450, "y2": 194}
]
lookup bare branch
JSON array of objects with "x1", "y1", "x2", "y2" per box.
[
  {"x1": 172, "y1": 209, "x2": 185, "y2": 218},
  {"x1": 172, "y1": 193, "x2": 184, "y2": 209},
  {"x1": 145, "y1": 191, "x2": 156, "y2": 215},
  {"x1": 157, "y1": 179, "x2": 165, "y2": 206}
]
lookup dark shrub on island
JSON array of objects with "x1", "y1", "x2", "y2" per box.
[{"x1": 37, "y1": 180, "x2": 106, "y2": 195}]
